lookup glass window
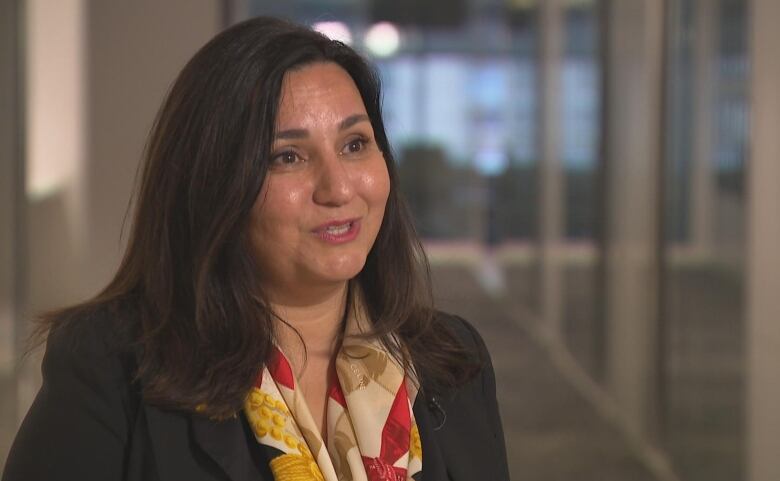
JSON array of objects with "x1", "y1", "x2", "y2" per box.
[{"x1": 662, "y1": 1, "x2": 747, "y2": 480}]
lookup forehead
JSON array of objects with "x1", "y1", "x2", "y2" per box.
[{"x1": 275, "y1": 62, "x2": 368, "y2": 128}]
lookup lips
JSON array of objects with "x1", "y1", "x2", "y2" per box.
[{"x1": 312, "y1": 218, "x2": 361, "y2": 243}]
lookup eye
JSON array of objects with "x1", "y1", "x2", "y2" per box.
[
  {"x1": 341, "y1": 136, "x2": 371, "y2": 155},
  {"x1": 270, "y1": 150, "x2": 303, "y2": 167}
]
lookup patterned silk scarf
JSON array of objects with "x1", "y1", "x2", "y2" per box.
[{"x1": 243, "y1": 302, "x2": 423, "y2": 481}]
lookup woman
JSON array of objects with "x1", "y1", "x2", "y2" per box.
[{"x1": 3, "y1": 17, "x2": 509, "y2": 481}]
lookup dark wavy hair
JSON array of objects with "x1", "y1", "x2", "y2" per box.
[{"x1": 39, "y1": 16, "x2": 476, "y2": 418}]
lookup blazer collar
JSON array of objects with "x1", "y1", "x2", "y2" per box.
[
  {"x1": 144, "y1": 404, "x2": 266, "y2": 481},
  {"x1": 191, "y1": 413, "x2": 267, "y2": 481},
  {"x1": 413, "y1": 395, "x2": 449, "y2": 481}
]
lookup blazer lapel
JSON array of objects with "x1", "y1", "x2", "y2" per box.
[
  {"x1": 413, "y1": 396, "x2": 449, "y2": 481},
  {"x1": 144, "y1": 404, "x2": 268, "y2": 481},
  {"x1": 191, "y1": 412, "x2": 268, "y2": 481},
  {"x1": 414, "y1": 390, "x2": 497, "y2": 481}
]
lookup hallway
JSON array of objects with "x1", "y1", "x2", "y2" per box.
[{"x1": 431, "y1": 263, "x2": 659, "y2": 481}]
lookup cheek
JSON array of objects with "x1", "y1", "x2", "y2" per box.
[
  {"x1": 265, "y1": 180, "x2": 307, "y2": 209},
  {"x1": 360, "y1": 161, "x2": 391, "y2": 209},
  {"x1": 251, "y1": 179, "x2": 308, "y2": 238}
]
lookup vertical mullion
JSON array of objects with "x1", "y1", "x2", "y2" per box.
[
  {"x1": 747, "y1": 1, "x2": 780, "y2": 480},
  {"x1": 538, "y1": 0, "x2": 565, "y2": 338}
]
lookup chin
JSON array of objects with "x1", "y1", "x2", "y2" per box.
[{"x1": 314, "y1": 254, "x2": 368, "y2": 283}]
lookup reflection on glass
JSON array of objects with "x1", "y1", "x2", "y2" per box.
[
  {"x1": 560, "y1": 3, "x2": 602, "y2": 382},
  {"x1": 663, "y1": 1, "x2": 747, "y2": 480}
]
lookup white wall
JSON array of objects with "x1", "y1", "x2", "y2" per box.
[
  {"x1": 25, "y1": 0, "x2": 221, "y2": 315},
  {"x1": 19, "y1": 0, "x2": 222, "y2": 420}
]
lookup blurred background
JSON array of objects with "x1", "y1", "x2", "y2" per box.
[{"x1": 1, "y1": 0, "x2": 779, "y2": 480}]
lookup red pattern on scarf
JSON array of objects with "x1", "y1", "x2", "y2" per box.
[{"x1": 267, "y1": 347, "x2": 295, "y2": 390}]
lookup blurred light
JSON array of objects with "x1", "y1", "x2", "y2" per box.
[
  {"x1": 508, "y1": 0, "x2": 594, "y2": 10},
  {"x1": 27, "y1": 0, "x2": 85, "y2": 200},
  {"x1": 508, "y1": 0, "x2": 536, "y2": 9},
  {"x1": 475, "y1": 147, "x2": 508, "y2": 176},
  {"x1": 364, "y1": 22, "x2": 400, "y2": 58},
  {"x1": 312, "y1": 21, "x2": 353, "y2": 45},
  {"x1": 565, "y1": 0, "x2": 595, "y2": 7}
]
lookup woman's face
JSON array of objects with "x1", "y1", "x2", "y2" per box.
[{"x1": 249, "y1": 62, "x2": 390, "y2": 302}]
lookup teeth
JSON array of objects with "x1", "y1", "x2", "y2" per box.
[{"x1": 325, "y1": 223, "x2": 350, "y2": 235}]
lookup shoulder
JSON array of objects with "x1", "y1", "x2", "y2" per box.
[
  {"x1": 433, "y1": 311, "x2": 487, "y2": 348},
  {"x1": 413, "y1": 310, "x2": 492, "y2": 396},
  {"x1": 431, "y1": 310, "x2": 491, "y2": 365},
  {"x1": 419, "y1": 312, "x2": 511, "y2": 480},
  {"x1": 44, "y1": 301, "x2": 138, "y2": 379},
  {"x1": 41, "y1": 306, "x2": 136, "y2": 400},
  {"x1": 4, "y1": 303, "x2": 141, "y2": 480}
]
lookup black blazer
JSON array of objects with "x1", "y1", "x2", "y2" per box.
[{"x1": 3, "y1": 311, "x2": 509, "y2": 481}]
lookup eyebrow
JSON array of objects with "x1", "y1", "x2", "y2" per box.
[
  {"x1": 274, "y1": 114, "x2": 370, "y2": 140},
  {"x1": 338, "y1": 113, "x2": 370, "y2": 131}
]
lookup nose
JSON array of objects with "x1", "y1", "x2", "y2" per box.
[{"x1": 312, "y1": 152, "x2": 355, "y2": 206}]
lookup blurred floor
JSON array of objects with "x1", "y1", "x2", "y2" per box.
[
  {"x1": 431, "y1": 258, "x2": 744, "y2": 481},
  {"x1": 431, "y1": 263, "x2": 659, "y2": 481},
  {"x1": 663, "y1": 265, "x2": 744, "y2": 481}
]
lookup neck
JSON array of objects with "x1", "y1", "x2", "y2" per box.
[{"x1": 270, "y1": 282, "x2": 349, "y2": 371}]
